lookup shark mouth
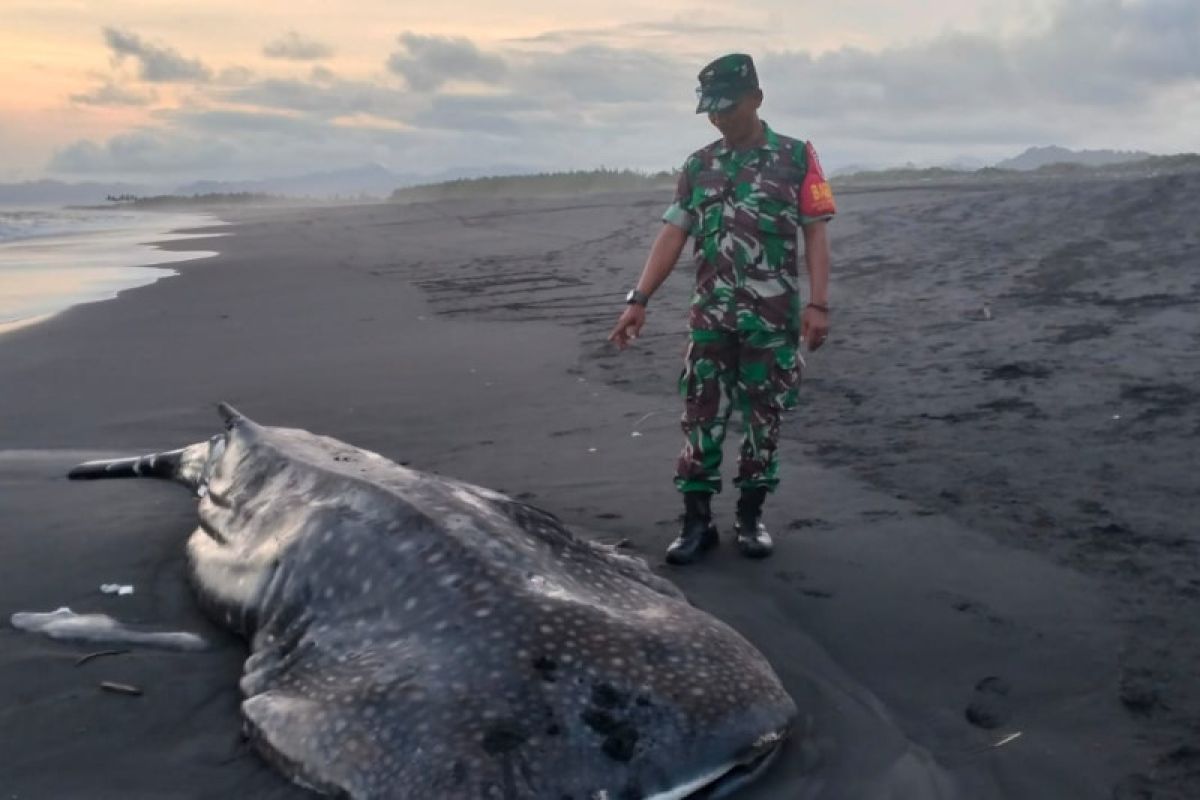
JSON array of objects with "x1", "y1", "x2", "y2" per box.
[{"x1": 655, "y1": 728, "x2": 789, "y2": 800}]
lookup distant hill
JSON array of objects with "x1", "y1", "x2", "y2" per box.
[
  {"x1": 6, "y1": 149, "x2": 1194, "y2": 208},
  {"x1": 0, "y1": 163, "x2": 581, "y2": 207},
  {"x1": 828, "y1": 163, "x2": 883, "y2": 178},
  {"x1": 394, "y1": 155, "x2": 1200, "y2": 199},
  {"x1": 834, "y1": 166, "x2": 978, "y2": 186},
  {"x1": 996, "y1": 146, "x2": 1153, "y2": 171},
  {"x1": 0, "y1": 164, "x2": 539, "y2": 207},
  {"x1": 0, "y1": 179, "x2": 155, "y2": 206},
  {"x1": 0, "y1": 166, "x2": 409, "y2": 206},
  {"x1": 172, "y1": 162, "x2": 548, "y2": 199},
  {"x1": 833, "y1": 152, "x2": 1200, "y2": 188},
  {"x1": 389, "y1": 169, "x2": 676, "y2": 203},
  {"x1": 174, "y1": 163, "x2": 409, "y2": 199}
]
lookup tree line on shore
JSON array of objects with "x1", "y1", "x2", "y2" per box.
[
  {"x1": 99, "y1": 155, "x2": 1199, "y2": 208},
  {"x1": 105, "y1": 191, "x2": 286, "y2": 207},
  {"x1": 389, "y1": 168, "x2": 676, "y2": 203}
]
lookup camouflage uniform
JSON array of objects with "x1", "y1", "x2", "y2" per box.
[{"x1": 663, "y1": 123, "x2": 836, "y2": 494}]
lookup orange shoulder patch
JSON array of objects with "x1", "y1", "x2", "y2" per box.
[{"x1": 799, "y1": 142, "x2": 837, "y2": 218}]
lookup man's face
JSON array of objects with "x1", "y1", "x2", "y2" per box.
[{"x1": 707, "y1": 89, "x2": 762, "y2": 141}]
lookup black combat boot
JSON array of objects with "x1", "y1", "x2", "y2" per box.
[
  {"x1": 665, "y1": 492, "x2": 718, "y2": 565},
  {"x1": 734, "y1": 486, "x2": 774, "y2": 559}
]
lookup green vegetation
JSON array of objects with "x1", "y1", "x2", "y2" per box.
[
  {"x1": 388, "y1": 154, "x2": 1196, "y2": 201},
  {"x1": 835, "y1": 152, "x2": 1200, "y2": 189},
  {"x1": 834, "y1": 166, "x2": 982, "y2": 186},
  {"x1": 1014, "y1": 152, "x2": 1200, "y2": 178},
  {"x1": 1137, "y1": 152, "x2": 1200, "y2": 170},
  {"x1": 104, "y1": 192, "x2": 290, "y2": 208},
  {"x1": 389, "y1": 168, "x2": 676, "y2": 203},
  {"x1": 95, "y1": 153, "x2": 1199, "y2": 210}
]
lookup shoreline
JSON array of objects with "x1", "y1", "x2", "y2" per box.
[
  {"x1": 0, "y1": 312, "x2": 52, "y2": 338},
  {"x1": 1, "y1": 175, "x2": 1196, "y2": 797},
  {"x1": 0, "y1": 208, "x2": 228, "y2": 338}
]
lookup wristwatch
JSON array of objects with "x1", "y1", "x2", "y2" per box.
[{"x1": 625, "y1": 289, "x2": 649, "y2": 307}]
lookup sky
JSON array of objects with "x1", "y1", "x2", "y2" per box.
[{"x1": 1, "y1": 0, "x2": 1197, "y2": 184}]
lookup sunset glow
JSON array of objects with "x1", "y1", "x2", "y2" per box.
[{"x1": 2, "y1": 1, "x2": 1196, "y2": 183}]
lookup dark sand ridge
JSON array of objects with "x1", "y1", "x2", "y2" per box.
[{"x1": 0, "y1": 172, "x2": 1195, "y2": 797}]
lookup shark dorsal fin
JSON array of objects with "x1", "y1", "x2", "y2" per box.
[{"x1": 217, "y1": 402, "x2": 246, "y2": 429}]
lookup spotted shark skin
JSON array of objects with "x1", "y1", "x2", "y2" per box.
[{"x1": 68, "y1": 404, "x2": 797, "y2": 799}]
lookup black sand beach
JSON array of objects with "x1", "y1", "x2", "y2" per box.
[{"x1": 1, "y1": 170, "x2": 1197, "y2": 798}]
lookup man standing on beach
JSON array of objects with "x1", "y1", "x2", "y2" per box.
[{"x1": 608, "y1": 53, "x2": 835, "y2": 565}]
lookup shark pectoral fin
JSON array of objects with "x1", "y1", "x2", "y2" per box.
[
  {"x1": 68, "y1": 449, "x2": 188, "y2": 481},
  {"x1": 67, "y1": 439, "x2": 219, "y2": 490},
  {"x1": 243, "y1": 690, "x2": 379, "y2": 797}
]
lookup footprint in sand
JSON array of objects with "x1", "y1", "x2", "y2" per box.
[
  {"x1": 786, "y1": 518, "x2": 830, "y2": 530},
  {"x1": 773, "y1": 571, "x2": 834, "y2": 599},
  {"x1": 965, "y1": 676, "x2": 1012, "y2": 729}
]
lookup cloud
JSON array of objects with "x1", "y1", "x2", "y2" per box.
[
  {"x1": 1020, "y1": 0, "x2": 1199, "y2": 102},
  {"x1": 46, "y1": 114, "x2": 387, "y2": 182},
  {"x1": 762, "y1": 0, "x2": 1200, "y2": 114},
  {"x1": 263, "y1": 31, "x2": 333, "y2": 61},
  {"x1": 48, "y1": 130, "x2": 236, "y2": 176},
  {"x1": 45, "y1": 2, "x2": 1200, "y2": 183},
  {"x1": 507, "y1": 20, "x2": 768, "y2": 49},
  {"x1": 163, "y1": 108, "x2": 323, "y2": 137},
  {"x1": 70, "y1": 80, "x2": 157, "y2": 107},
  {"x1": 103, "y1": 27, "x2": 212, "y2": 82},
  {"x1": 217, "y1": 66, "x2": 256, "y2": 86},
  {"x1": 386, "y1": 32, "x2": 507, "y2": 92},
  {"x1": 752, "y1": 0, "x2": 1200, "y2": 156},
  {"x1": 221, "y1": 76, "x2": 416, "y2": 120},
  {"x1": 515, "y1": 45, "x2": 681, "y2": 104},
  {"x1": 310, "y1": 65, "x2": 337, "y2": 83},
  {"x1": 411, "y1": 94, "x2": 547, "y2": 135}
]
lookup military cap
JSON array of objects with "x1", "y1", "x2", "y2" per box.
[{"x1": 694, "y1": 53, "x2": 759, "y2": 113}]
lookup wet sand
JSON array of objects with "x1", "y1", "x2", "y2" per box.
[{"x1": 0, "y1": 170, "x2": 1197, "y2": 798}]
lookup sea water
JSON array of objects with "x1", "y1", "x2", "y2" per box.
[{"x1": 0, "y1": 206, "x2": 223, "y2": 336}]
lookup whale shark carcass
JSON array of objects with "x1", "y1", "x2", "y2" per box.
[{"x1": 69, "y1": 404, "x2": 797, "y2": 799}]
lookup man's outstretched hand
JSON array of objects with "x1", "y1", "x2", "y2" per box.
[{"x1": 608, "y1": 305, "x2": 646, "y2": 350}]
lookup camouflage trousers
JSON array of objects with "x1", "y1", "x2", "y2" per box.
[{"x1": 674, "y1": 328, "x2": 802, "y2": 494}]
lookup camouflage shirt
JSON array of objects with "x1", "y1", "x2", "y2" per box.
[{"x1": 662, "y1": 122, "x2": 836, "y2": 334}]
